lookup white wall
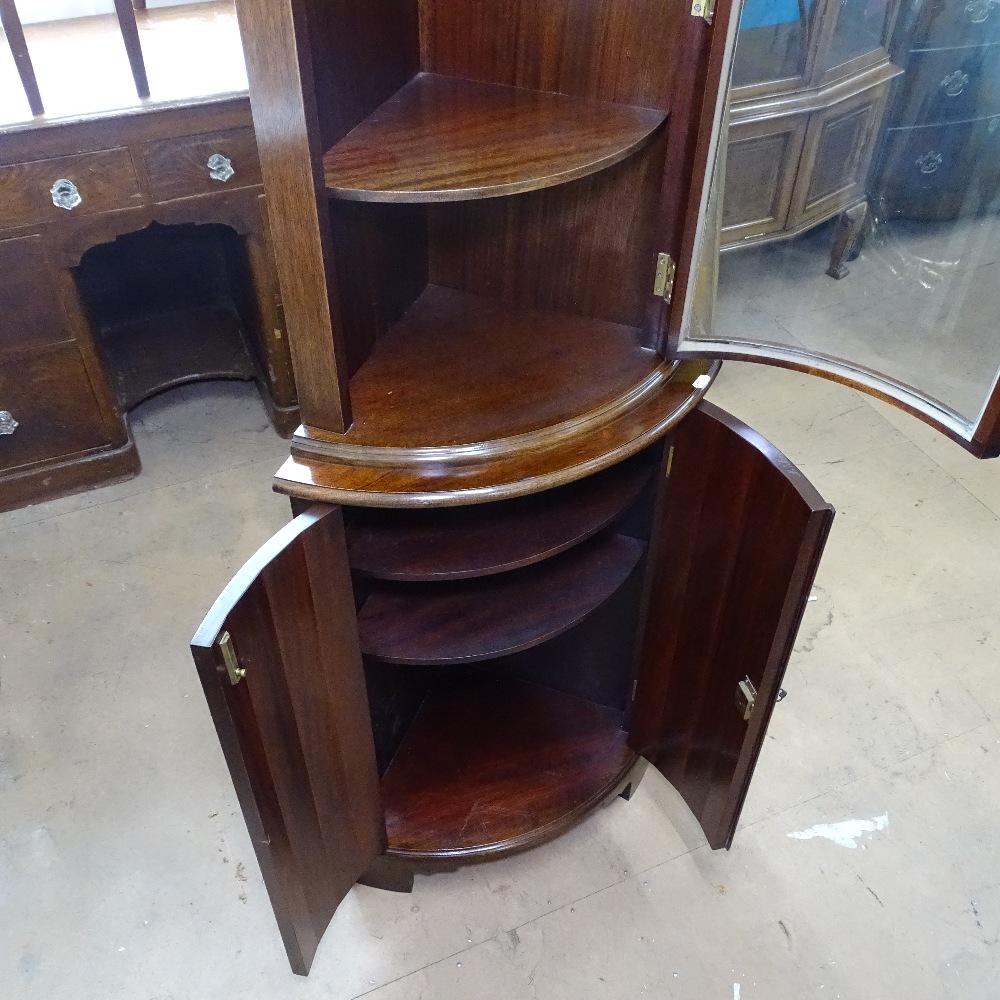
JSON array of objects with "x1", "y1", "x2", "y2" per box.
[{"x1": 18, "y1": 0, "x2": 208, "y2": 25}]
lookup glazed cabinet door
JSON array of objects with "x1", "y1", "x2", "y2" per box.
[
  {"x1": 668, "y1": 0, "x2": 1000, "y2": 458},
  {"x1": 629, "y1": 402, "x2": 834, "y2": 849},
  {"x1": 191, "y1": 505, "x2": 384, "y2": 975}
]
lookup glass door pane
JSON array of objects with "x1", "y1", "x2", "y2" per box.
[
  {"x1": 673, "y1": 0, "x2": 1000, "y2": 457},
  {"x1": 732, "y1": 0, "x2": 812, "y2": 90}
]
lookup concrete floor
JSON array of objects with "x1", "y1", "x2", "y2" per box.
[{"x1": 2, "y1": 314, "x2": 1000, "y2": 995}]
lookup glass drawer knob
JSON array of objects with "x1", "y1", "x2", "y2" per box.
[
  {"x1": 966, "y1": 0, "x2": 999, "y2": 23},
  {"x1": 50, "y1": 178, "x2": 81, "y2": 211},
  {"x1": 941, "y1": 70, "x2": 970, "y2": 97},
  {"x1": 916, "y1": 151, "x2": 944, "y2": 174},
  {"x1": 0, "y1": 410, "x2": 18, "y2": 435},
  {"x1": 207, "y1": 153, "x2": 234, "y2": 183}
]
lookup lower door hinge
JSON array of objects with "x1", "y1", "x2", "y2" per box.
[
  {"x1": 736, "y1": 676, "x2": 757, "y2": 721},
  {"x1": 653, "y1": 253, "x2": 676, "y2": 302},
  {"x1": 218, "y1": 630, "x2": 246, "y2": 686}
]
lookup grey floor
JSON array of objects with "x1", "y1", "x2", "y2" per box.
[{"x1": 3, "y1": 248, "x2": 1000, "y2": 997}]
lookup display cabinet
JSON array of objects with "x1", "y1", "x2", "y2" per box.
[
  {"x1": 723, "y1": 0, "x2": 902, "y2": 275},
  {"x1": 189, "y1": 0, "x2": 1000, "y2": 978}
]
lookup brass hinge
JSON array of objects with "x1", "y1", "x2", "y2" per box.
[
  {"x1": 653, "y1": 253, "x2": 676, "y2": 302},
  {"x1": 218, "y1": 630, "x2": 246, "y2": 686},
  {"x1": 735, "y1": 677, "x2": 757, "y2": 721},
  {"x1": 691, "y1": 0, "x2": 716, "y2": 22}
]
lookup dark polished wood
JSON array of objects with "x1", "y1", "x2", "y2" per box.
[
  {"x1": 419, "y1": 0, "x2": 683, "y2": 110},
  {"x1": 428, "y1": 134, "x2": 668, "y2": 331},
  {"x1": 276, "y1": 360, "x2": 717, "y2": 508},
  {"x1": 325, "y1": 284, "x2": 659, "y2": 450},
  {"x1": 629, "y1": 402, "x2": 834, "y2": 849},
  {"x1": 381, "y1": 673, "x2": 636, "y2": 860},
  {"x1": 233, "y1": 0, "x2": 353, "y2": 432},
  {"x1": 0, "y1": 0, "x2": 43, "y2": 116},
  {"x1": 358, "y1": 533, "x2": 644, "y2": 665},
  {"x1": 974, "y1": 379, "x2": 1000, "y2": 459},
  {"x1": 192, "y1": 506, "x2": 384, "y2": 977},
  {"x1": 324, "y1": 73, "x2": 666, "y2": 202},
  {"x1": 345, "y1": 453, "x2": 655, "y2": 581}
]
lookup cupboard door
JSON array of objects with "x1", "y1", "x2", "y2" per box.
[
  {"x1": 629, "y1": 402, "x2": 834, "y2": 849},
  {"x1": 191, "y1": 505, "x2": 384, "y2": 975}
]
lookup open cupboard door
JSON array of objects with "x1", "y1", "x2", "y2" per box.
[
  {"x1": 629, "y1": 402, "x2": 834, "y2": 849},
  {"x1": 191, "y1": 505, "x2": 384, "y2": 975}
]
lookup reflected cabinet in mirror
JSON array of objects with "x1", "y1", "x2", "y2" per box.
[{"x1": 672, "y1": 0, "x2": 1000, "y2": 457}]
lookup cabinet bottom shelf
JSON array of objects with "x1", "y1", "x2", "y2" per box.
[{"x1": 381, "y1": 673, "x2": 636, "y2": 861}]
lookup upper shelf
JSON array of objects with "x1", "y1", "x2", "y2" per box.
[{"x1": 322, "y1": 73, "x2": 667, "y2": 203}]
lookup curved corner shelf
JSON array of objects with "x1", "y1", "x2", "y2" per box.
[
  {"x1": 323, "y1": 73, "x2": 667, "y2": 203},
  {"x1": 381, "y1": 674, "x2": 637, "y2": 860},
  {"x1": 357, "y1": 532, "x2": 644, "y2": 665},
  {"x1": 344, "y1": 452, "x2": 655, "y2": 581}
]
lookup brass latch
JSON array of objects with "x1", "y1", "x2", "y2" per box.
[
  {"x1": 653, "y1": 253, "x2": 676, "y2": 302},
  {"x1": 736, "y1": 677, "x2": 757, "y2": 721},
  {"x1": 218, "y1": 630, "x2": 246, "y2": 686},
  {"x1": 691, "y1": 0, "x2": 717, "y2": 21}
]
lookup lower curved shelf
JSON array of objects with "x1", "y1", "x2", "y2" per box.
[
  {"x1": 357, "y1": 533, "x2": 644, "y2": 665},
  {"x1": 381, "y1": 674, "x2": 637, "y2": 861}
]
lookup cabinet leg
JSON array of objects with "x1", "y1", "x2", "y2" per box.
[
  {"x1": 618, "y1": 757, "x2": 648, "y2": 802},
  {"x1": 826, "y1": 201, "x2": 868, "y2": 280},
  {"x1": 358, "y1": 854, "x2": 415, "y2": 893}
]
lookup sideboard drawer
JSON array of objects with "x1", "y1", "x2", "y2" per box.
[
  {"x1": 896, "y1": 43, "x2": 1000, "y2": 126},
  {"x1": 0, "y1": 149, "x2": 142, "y2": 232},
  {"x1": 913, "y1": 0, "x2": 1000, "y2": 50},
  {"x1": 143, "y1": 127, "x2": 262, "y2": 203},
  {"x1": 877, "y1": 117, "x2": 1000, "y2": 218},
  {"x1": 0, "y1": 344, "x2": 110, "y2": 472}
]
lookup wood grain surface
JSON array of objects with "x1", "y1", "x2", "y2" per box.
[
  {"x1": 0, "y1": 342, "x2": 112, "y2": 473},
  {"x1": 324, "y1": 284, "x2": 658, "y2": 449},
  {"x1": 381, "y1": 673, "x2": 636, "y2": 858},
  {"x1": 344, "y1": 452, "x2": 655, "y2": 580},
  {"x1": 191, "y1": 506, "x2": 385, "y2": 976},
  {"x1": 142, "y1": 126, "x2": 262, "y2": 202},
  {"x1": 420, "y1": 0, "x2": 683, "y2": 110},
  {"x1": 357, "y1": 533, "x2": 644, "y2": 664},
  {"x1": 278, "y1": 361, "x2": 719, "y2": 508},
  {"x1": 0, "y1": 148, "x2": 143, "y2": 231},
  {"x1": 323, "y1": 73, "x2": 666, "y2": 202},
  {"x1": 629, "y1": 402, "x2": 834, "y2": 850}
]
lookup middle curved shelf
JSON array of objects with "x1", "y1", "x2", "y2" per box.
[
  {"x1": 357, "y1": 532, "x2": 645, "y2": 665},
  {"x1": 323, "y1": 72, "x2": 668, "y2": 202}
]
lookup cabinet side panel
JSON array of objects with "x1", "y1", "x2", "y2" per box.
[
  {"x1": 419, "y1": 0, "x2": 681, "y2": 110},
  {"x1": 329, "y1": 200, "x2": 429, "y2": 377},
  {"x1": 235, "y1": 0, "x2": 353, "y2": 431},
  {"x1": 630, "y1": 403, "x2": 833, "y2": 849},
  {"x1": 428, "y1": 134, "x2": 666, "y2": 328},
  {"x1": 304, "y1": 0, "x2": 419, "y2": 149}
]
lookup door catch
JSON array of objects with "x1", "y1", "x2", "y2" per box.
[
  {"x1": 735, "y1": 677, "x2": 757, "y2": 721},
  {"x1": 218, "y1": 631, "x2": 246, "y2": 686}
]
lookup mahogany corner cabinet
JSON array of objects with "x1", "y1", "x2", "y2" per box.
[{"x1": 190, "y1": 0, "x2": 1000, "y2": 977}]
